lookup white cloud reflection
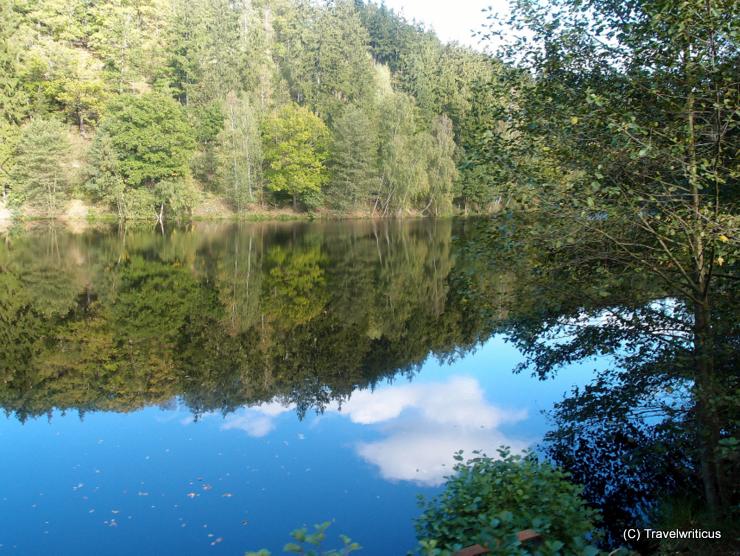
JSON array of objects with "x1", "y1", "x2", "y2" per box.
[
  {"x1": 210, "y1": 377, "x2": 532, "y2": 486},
  {"x1": 220, "y1": 402, "x2": 294, "y2": 438},
  {"x1": 337, "y1": 377, "x2": 530, "y2": 486}
]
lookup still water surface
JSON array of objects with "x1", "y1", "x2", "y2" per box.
[{"x1": 0, "y1": 219, "x2": 602, "y2": 555}]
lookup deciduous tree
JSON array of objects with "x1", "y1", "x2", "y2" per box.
[{"x1": 262, "y1": 102, "x2": 329, "y2": 210}]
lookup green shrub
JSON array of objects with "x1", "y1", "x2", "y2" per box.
[
  {"x1": 245, "y1": 521, "x2": 360, "y2": 556},
  {"x1": 415, "y1": 448, "x2": 601, "y2": 556},
  {"x1": 154, "y1": 177, "x2": 200, "y2": 218}
]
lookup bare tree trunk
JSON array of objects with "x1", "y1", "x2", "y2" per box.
[{"x1": 156, "y1": 203, "x2": 165, "y2": 234}]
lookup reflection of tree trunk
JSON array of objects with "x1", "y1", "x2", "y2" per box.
[
  {"x1": 157, "y1": 203, "x2": 165, "y2": 234},
  {"x1": 372, "y1": 221, "x2": 382, "y2": 264},
  {"x1": 693, "y1": 297, "x2": 722, "y2": 515},
  {"x1": 231, "y1": 234, "x2": 239, "y2": 330},
  {"x1": 49, "y1": 175, "x2": 57, "y2": 218},
  {"x1": 246, "y1": 235, "x2": 252, "y2": 310}
]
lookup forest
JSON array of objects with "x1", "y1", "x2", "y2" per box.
[
  {"x1": 0, "y1": 0, "x2": 502, "y2": 219},
  {"x1": 0, "y1": 0, "x2": 738, "y2": 552}
]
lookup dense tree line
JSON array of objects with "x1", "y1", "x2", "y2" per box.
[{"x1": 0, "y1": 0, "x2": 504, "y2": 218}]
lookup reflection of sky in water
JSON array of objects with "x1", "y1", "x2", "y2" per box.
[{"x1": 0, "y1": 337, "x2": 603, "y2": 555}]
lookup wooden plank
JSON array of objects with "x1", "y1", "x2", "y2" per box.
[
  {"x1": 455, "y1": 530, "x2": 543, "y2": 555},
  {"x1": 517, "y1": 529, "x2": 543, "y2": 545},
  {"x1": 455, "y1": 545, "x2": 489, "y2": 556}
]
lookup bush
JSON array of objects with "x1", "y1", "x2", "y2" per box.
[
  {"x1": 415, "y1": 448, "x2": 601, "y2": 555},
  {"x1": 154, "y1": 177, "x2": 200, "y2": 219},
  {"x1": 122, "y1": 188, "x2": 158, "y2": 220},
  {"x1": 245, "y1": 521, "x2": 360, "y2": 556}
]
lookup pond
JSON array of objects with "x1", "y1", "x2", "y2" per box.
[{"x1": 0, "y1": 219, "x2": 607, "y2": 555}]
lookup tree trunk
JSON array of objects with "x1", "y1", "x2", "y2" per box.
[
  {"x1": 686, "y1": 63, "x2": 723, "y2": 514},
  {"x1": 693, "y1": 297, "x2": 722, "y2": 515}
]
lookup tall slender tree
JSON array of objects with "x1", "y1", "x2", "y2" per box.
[{"x1": 217, "y1": 91, "x2": 264, "y2": 210}]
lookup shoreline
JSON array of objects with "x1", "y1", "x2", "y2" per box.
[{"x1": 0, "y1": 201, "x2": 490, "y2": 227}]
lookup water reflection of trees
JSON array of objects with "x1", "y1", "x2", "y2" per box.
[
  {"x1": 0, "y1": 220, "x2": 488, "y2": 421},
  {"x1": 1, "y1": 217, "x2": 736, "y2": 547},
  {"x1": 453, "y1": 217, "x2": 738, "y2": 550}
]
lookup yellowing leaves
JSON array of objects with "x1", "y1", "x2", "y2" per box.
[{"x1": 570, "y1": 116, "x2": 579, "y2": 125}]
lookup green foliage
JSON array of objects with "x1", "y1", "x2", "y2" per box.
[
  {"x1": 263, "y1": 243, "x2": 328, "y2": 328},
  {"x1": 190, "y1": 100, "x2": 225, "y2": 188},
  {"x1": 262, "y1": 103, "x2": 330, "y2": 210},
  {"x1": 374, "y1": 92, "x2": 457, "y2": 216},
  {"x1": 424, "y1": 115, "x2": 458, "y2": 216},
  {"x1": 121, "y1": 188, "x2": 159, "y2": 220},
  {"x1": 358, "y1": 1, "x2": 414, "y2": 73},
  {"x1": 154, "y1": 177, "x2": 200, "y2": 218},
  {"x1": 481, "y1": 0, "x2": 739, "y2": 525},
  {"x1": 0, "y1": 0, "x2": 26, "y2": 125},
  {"x1": 88, "y1": 95, "x2": 198, "y2": 220},
  {"x1": 0, "y1": 119, "x2": 19, "y2": 196},
  {"x1": 273, "y1": 0, "x2": 375, "y2": 120},
  {"x1": 327, "y1": 104, "x2": 379, "y2": 210},
  {"x1": 9, "y1": 118, "x2": 71, "y2": 213},
  {"x1": 26, "y1": 46, "x2": 109, "y2": 133},
  {"x1": 87, "y1": 0, "x2": 169, "y2": 91},
  {"x1": 396, "y1": 31, "x2": 441, "y2": 117},
  {"x1": 191, "y1": 101, "x2": 224, "y2": 146},
  {"x1": 2, "y1": 0, "x2": 508, "y2": 216},
  {"x1": 416, "y1": 449, "x2": 601, "y2": 555},
  {"x1": 96, "y1": 92, "x2": 196, "y2": 188},
  {"x1": 246, "y1": 522, "x2": 361, "y2": 556},
  {"x1": 216, "y1": 92, "x2": 263, "y2": 210},
  {"x1": 86, "y1": 129, "x2": 126, "y2": 217},
  {"x1": 164, "y1": 0, "x2": 254, "y2": 107},
  {"x1": 454, "y1": 69, "x2": 515, "y2": 212}
]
